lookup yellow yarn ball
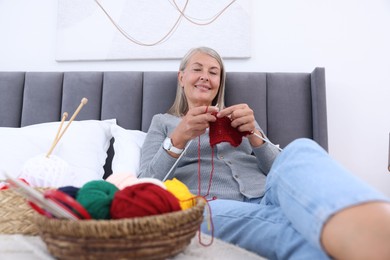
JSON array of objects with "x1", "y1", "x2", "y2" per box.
[{"x1": 164, "y1": 178, "x2": 195, "y2": 210}]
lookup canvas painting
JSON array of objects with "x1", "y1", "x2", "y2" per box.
[{"x1": 56, "y1": 0, "x2": 252, "y2": 61}]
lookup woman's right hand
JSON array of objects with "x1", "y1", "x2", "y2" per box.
[{"x1": 169, "y1": 105, "x2": 218, "y2": 150}]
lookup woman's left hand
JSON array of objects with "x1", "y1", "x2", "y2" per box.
[{"x1": 217, "y1": 104, "x2": 264, "y2": 147}]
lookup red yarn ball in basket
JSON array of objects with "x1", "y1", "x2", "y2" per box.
[
  {"x1": 209, "y1": 115, "x2": 251, "y2": 147},
  {"x1": 110, "y1": 183, "x2": 181, "y2": 219}
]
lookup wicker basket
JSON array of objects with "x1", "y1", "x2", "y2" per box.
[
  {"x1": 33, "y1": 198, "x2": 206, "y2": 260},
  {"x1": 0, "y1": 188, "x2": 45, "y2": 235}
]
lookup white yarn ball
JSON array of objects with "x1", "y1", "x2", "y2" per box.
[{"x1": 19, "y1": 154, "x2": 75, "y2": 188}]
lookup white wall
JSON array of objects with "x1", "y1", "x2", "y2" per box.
[{"x1": 1, "y1": 0, "x2": 390, "y2": 196}]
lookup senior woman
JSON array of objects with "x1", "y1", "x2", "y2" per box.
[{"x1": 139, "y1": 46, "x2": 390, "y2": 259}]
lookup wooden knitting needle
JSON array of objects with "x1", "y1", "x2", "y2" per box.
[
  {"x1": 46, "y1": 98, "x2": 88, "y2": 158},
  {"x1": 46, "y1": 112, "x2": 68, "y2": 158}
]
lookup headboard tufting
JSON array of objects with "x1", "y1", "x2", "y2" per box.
[{"x1": 0, "y1": 68, "x2": 328, "y2": 176}]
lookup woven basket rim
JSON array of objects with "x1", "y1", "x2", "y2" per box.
[
  {"x1": 34, "y1": 197, "x2": 206, "y2": 260},
  {"x1": 34, "y1": 196, "x2": 205, "y2": 223},
  {"x1": 33, "y1": 197, "x2": 206, "y2": 238}
]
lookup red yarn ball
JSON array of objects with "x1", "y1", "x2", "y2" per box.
[{"x1": 110, "y1": 183, "x2": 181, "y2": 219}]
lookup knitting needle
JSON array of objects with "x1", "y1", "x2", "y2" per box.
[
  {"x1": 163, "y1": 139, "x2": 193, "y2": 182},
  {"x1": 252, "y1": 132, "x2": 283, "y2": 151},
  {"x1": 46, "y1": 98, "x2": 88, "y2": 158},
  {"x1": 46, "y1": 112, "x2": 68, "y2": 158},
  {"x1": 163, "y1": 106, "x2": 217, "y2": 181}
]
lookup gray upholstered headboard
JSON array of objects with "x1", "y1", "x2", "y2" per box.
[{"x1": 0, "y1": 68, "x2": 327, "y2": 176}]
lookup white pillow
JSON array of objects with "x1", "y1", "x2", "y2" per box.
[
  {"x1": 0, "y1": 119, "x2": 115, "y2": 187},
  {"x1": 111, "y1": 124, "x2": 147, "y2": 176}
]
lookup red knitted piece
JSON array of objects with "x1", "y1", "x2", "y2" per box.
[{"x1": 209, "y1": 115, "x2": 251, "y2": 147}]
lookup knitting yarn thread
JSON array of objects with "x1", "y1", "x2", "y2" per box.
[
  {"x1": 19, "y1": 154, "x2": 75, "y2": 188},
  {"x1": 106, "y1": 173, "x2": 138, "y2": 189},
  {"x1": 110, "y1": 183, "x2": 181, "y2": 219},
  {"x1": 136, "y1": 177, "x2": 166, "y2": 190},
  {"x1": 58, "y1": 186, "x2": 79, "y2": 199},
  {"x1": 164, "y1": 178, "x2": 195, "y2": 210},
  {"x1": 76, "y1": 180, "x2": 118, "y2": 219},
  {"x1": 107, "y1": 173, "x2": 167, "y2": 190}
]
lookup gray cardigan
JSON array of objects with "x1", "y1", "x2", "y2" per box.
[{"x1": 139, "y1": 113, "x2": 280, "y2": 201}]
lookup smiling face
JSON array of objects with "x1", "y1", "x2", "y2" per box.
[{"x1": 178, "y1": 52, "x2": 221, "y2": 109}]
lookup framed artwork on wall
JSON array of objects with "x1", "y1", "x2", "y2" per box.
[{"x1": 56, "y1": 0, "x2": 252, "y2": 61}]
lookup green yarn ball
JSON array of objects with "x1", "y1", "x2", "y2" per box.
[{"x1": 76, "y1": 180, "x2": 119, "y2": 220}]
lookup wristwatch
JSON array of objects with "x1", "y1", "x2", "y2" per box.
[{"x1": 163, "y1": 137, "x2": 184, "y2": 155}]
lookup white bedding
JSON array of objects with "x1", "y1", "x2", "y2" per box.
[{"x1": 0, "y1": 233, "x2": 266, "y2": 260}]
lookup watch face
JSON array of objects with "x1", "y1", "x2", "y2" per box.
[
  {"x1": 163, "y1": 137, "x2": 171, "y2": 150},
  {"x1": 163, "y1": 137, "x2": 183, "y2": 154}
]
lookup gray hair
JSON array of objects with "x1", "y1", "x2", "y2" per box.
[{"x1": 168, "y1": 47, "x2": 226, "y2": 116}]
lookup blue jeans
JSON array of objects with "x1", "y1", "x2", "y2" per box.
[{"x1": 201, "y1": 138, "x2": 389, "y2": 259}]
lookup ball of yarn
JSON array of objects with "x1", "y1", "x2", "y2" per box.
[
  {"x1": 19, "y1": 154, "x2": 75, "y2": 188},
  {"x1": 106, "y1": 173, "x2": 167, "y2": 190},
  {"x1": 136, "y1": 177, "x2": 166, "y2": 190},
  {"x1": 76, "y1": 180, "x2": 119, "y2": 219},
  {"x1": 164, "y1": 178, "x2": 196, "y2": 210},
  {"x1": 110, "y1": 183, "x2": 181, "y2": 219},
  {"x1": 58, "y1": 186, "x2": 80, "y2": 199},
  {"x1": 106, "y1": 173, "x2": 138, "y2": 190}
]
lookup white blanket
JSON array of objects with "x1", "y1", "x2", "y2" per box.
[{"x1": 0, "y1": 234, "x2": 266, "y2": 260}]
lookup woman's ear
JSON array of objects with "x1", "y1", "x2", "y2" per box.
[{"x1": 178, "y1": 71, "x2": 184, "y2": 87}]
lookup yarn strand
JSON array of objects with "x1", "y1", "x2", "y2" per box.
[
  {"x1": 204, "y1": 146, "x2": 214, "y2": 199},
  {"x1": 197, "y1": 135, "x2": 214, "y2": 200},
  {"x1": 197, "y1": 196, "x2": 214, "y2": 247},
  {"x1": 197, "y1": 136, "x2": 201, "y2": 196}
]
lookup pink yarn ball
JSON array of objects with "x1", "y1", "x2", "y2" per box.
[
  {"x1": 106, "y1": 173, "x2": 167, "y2": 191},
  {"x1": 106, "y1": 173, "x2": 138, "y2": 190}
]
